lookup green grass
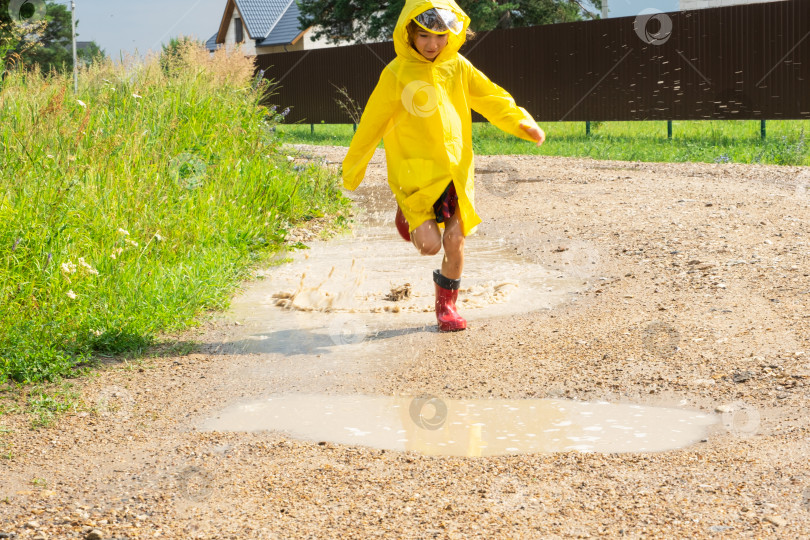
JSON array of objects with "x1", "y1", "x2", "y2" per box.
[
  {"x1": 0, "y1": 44, "x2": 350, "y2": 385},
  {"x1": 277, "y1": 120, "x2": 810, "y2": 165}
]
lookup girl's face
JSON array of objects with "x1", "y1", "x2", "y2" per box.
[{"x1": 412, "y1": 30, "x2": 449, "y2": 61}]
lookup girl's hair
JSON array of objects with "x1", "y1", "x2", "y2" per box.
[{"x1": 406, "y1": 20, "x2": 476, "y2": 50}]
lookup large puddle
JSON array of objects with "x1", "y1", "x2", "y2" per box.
[
  {"x1": 200, "y1": 394, "x2": 718, "y2": 456},
  {"x1": 206, "y1": 214, "x2": 681, "y2": 455}
]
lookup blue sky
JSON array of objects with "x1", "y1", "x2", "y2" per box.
[
  {"x1": 46, "y1": 0, "x2": 678, "y2": 59},
  {"x1": 49, "y1": 0, "x2": 226, "y2": 58}
]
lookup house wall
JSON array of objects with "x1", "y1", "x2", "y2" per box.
[
  {"x1": 223, "y1": 5, "x2": 256, "y2": 56},
  {"x1": 300, "y1": 28, "x2": 335, "y2": 51},
  {"x1": 254, "y1": 28, "x2": 334, "y2": 55}
]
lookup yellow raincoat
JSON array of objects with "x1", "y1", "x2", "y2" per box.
[{"x1": 342, "y1": 0, "x2": 540, "y2": 236}]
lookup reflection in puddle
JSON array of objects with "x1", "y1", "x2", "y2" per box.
[{"x1": 200, "y1": 394, "x2": 718, "y2": 456}]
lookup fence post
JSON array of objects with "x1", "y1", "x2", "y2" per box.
[
  {"x1": 760, "y1": 120, "x2": 766, "y2": 140},
  {"x1": 353, "y1": 123, "x2": 357, "y2": 133},
  {"x1": 667, "y1": 120, "x2": 673, "y2": 140},
  {"x1": 311, "y1": 124, "x2": 314, "y2": 135},
  {"x1": 586, "y1": 121, "x2": 591, "y2": 136}
]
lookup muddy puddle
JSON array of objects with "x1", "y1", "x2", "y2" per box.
[
  {"x1": 225, "y1": 221, "x2": 588, "y2": 356},
  {"x1": 200, "y1": 394, "x2": 718, "y2": 456}
]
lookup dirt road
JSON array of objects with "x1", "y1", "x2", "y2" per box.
[{"x1": 1, "y1": 145, "x2": 808, "y2": 539}]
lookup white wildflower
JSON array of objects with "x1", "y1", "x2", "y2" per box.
[
  {"x1": 286, "y1": 156, "x2": 295, "y2": 162},
  {"x1": 111, "y1": 247, "x2": 123, "y2": 259},
  {"x1": 117, "y1": 228, "x2": 130, "y2": 236},
  {"x1": 154, "y1": 233, "x2": 164, "y2": 242},
  {"x1": 61, "y1": 261, "x2": 77, "y2": 275},
  {"x1": 78, "y1": 257, "x2": 99, "y2": 275},
  {"x1": 77, "y1": 100, "x2": 86, "y2": 108},
  {"x1": 125, "y1": 238, "x2": 139, "y2": 247},
  {"x1": 132, "y1": 93, "x2": 142, "y2": 99},
  {"x1": 92, "y1": 329, "x2": 103, "y2": 336},
  {"x1": 66, "y1": 290, "x2": 77, "y2": 299}
]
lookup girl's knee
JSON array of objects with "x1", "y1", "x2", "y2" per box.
[
  {"x1": 412, "y1": 220, "x2": 441, "y2": 255},
  {"x1": 416, "y1": 237, "x2": 442, "y2": 256}
]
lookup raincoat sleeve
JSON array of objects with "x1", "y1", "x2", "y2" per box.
[
  {"x1": 342, "y1": 67, "x2": 399, "y2": 191},
  {"x1": 462, "y1": 57, "x2": 540, "y2": 143}
]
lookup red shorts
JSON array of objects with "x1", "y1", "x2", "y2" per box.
[{"x1": 432, "y1": 182, "x2": 457, "y2": 224}]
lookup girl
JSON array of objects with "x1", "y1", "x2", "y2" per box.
[{"x1": 342, "y1": 0, "x2": 545, "y2": 332}]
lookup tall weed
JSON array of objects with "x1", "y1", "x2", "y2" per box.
[{"x1": 0, "y1": 42, "x2": 349, "y2": 384}]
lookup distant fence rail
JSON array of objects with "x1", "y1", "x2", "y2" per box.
[{"x1": 255, "y1": 0, "x2": 810, "y2": 123}]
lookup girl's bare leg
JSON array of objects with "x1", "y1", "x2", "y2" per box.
[
  {"x1": 410, "y1": 213, "x2": 464, "y2": 280},
  {"x1": 441, "y1": 212, "x2": 464, "y2": 280},
  {"x1": 411, "y1": 219, "x2": 442, "y2": 256}
]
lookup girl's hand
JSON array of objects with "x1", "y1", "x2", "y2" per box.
[{"x1": 521, "y1": 123, "x2": 546, "y2": 146}]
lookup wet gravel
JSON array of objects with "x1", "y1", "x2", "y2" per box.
[{"x1": 0, "y1": 145, "x2": 808, "y2": 538}]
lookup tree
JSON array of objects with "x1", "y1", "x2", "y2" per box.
[
  {"x1": 297, "y1": 0, "x2": 601, "y2": 45},
  {"x1": 1, "y1": 0, "x2": 105, "y2": 73},
  {"x1": 1, "y1": 6, "x2": 46, "y2": 72},
  {"x1": 159, "y1": 36, "x2": 203, "y2": 75},
  {"x1": 77, "y1": 40, "x2": 106, "y2": 66}
]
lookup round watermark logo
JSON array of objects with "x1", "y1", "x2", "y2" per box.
[
  {"x1": 95, "y1": 386, "x2": 135, "y2": 420},
  {"x1": 8, "y1": 0, "x2": 46, "y2": 25},
  {"x1": 642, "y1": 321, "x2": 681, "y2": 358},
  {"x1": 560, "y1": 239, "x2": 600, "y2": 278},
  {"x1": 401, "y1": 80, "x2": 438, "y2": 117},
  {"x1": 327, "y1": 314, "x2": 368, "y2": 346},
  {"x1": 718, "y1": 401, "x2": 760, "y2": 438},
  {"x1": 408, "y1": 395, "x2": 448, "y2": 430},
  {"x1": 481, "y1": 158, "x2": 519, "y2": 198},
  {"x1": 486, "y1": 474, "x2": 532, "y2": 511},
  {"x1": 634, "y1": 8, "x2": 673, "y2": 46},
  {"x1": 169, "y1": 153, "x2": 207, "y2": 190},
  {"x1": 537, "y1": 236, "x2": 600, "y2": 278},
  {"x1": 176, "y1": 465, "x2": 214, "y2": 502}
]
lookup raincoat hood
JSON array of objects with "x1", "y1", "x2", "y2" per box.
[{"x1": 394, "y1": 0, "x2": 471, "y2": 63}]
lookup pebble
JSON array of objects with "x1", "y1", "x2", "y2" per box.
[
  {"x1": 85, "y1": 530, "x2": 103, "y2": 540},
  {"x1": 732, "y1": 371, "x2": 753, "y2": 383},
  {"x1": 763, "y1": 515, "x2": 787, "y2": 527}
]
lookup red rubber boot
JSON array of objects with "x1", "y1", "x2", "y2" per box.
[
  {"x1": 433, "y1": 270, "x2": 466, "y2": 332},
  {"x1": 395, "y1": 206, "x2": 411, "y2": 242}
]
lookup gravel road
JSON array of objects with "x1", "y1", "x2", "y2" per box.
[{"x1": 0, "y1": 145, "x2": 808, "y2": 539}]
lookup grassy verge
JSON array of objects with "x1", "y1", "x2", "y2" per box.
[
  {"x1": 277, "y1": 120, "x2": 809, "y2": 165},
  {"x1": 0, "y1": 43, "x2": 350, "y2": 385}
]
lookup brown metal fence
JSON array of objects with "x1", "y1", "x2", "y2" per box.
[{"x1": 255, "y1": 0, "x2": 810, "y2": 123}]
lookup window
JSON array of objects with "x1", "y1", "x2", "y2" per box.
[{"x1": 235, "y1": 18, "x2": 244, "y2": 43}]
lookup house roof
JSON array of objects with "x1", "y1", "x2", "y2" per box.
[
  {"x1": 205, "y1": 33, "x2": 220, "y2": 52},
  {"x1": 215, "y1": 0, "x2": 307, "y2": 46},
  {"x1": 255, "y1": 1, "x2": 306, "y2": 46}
]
